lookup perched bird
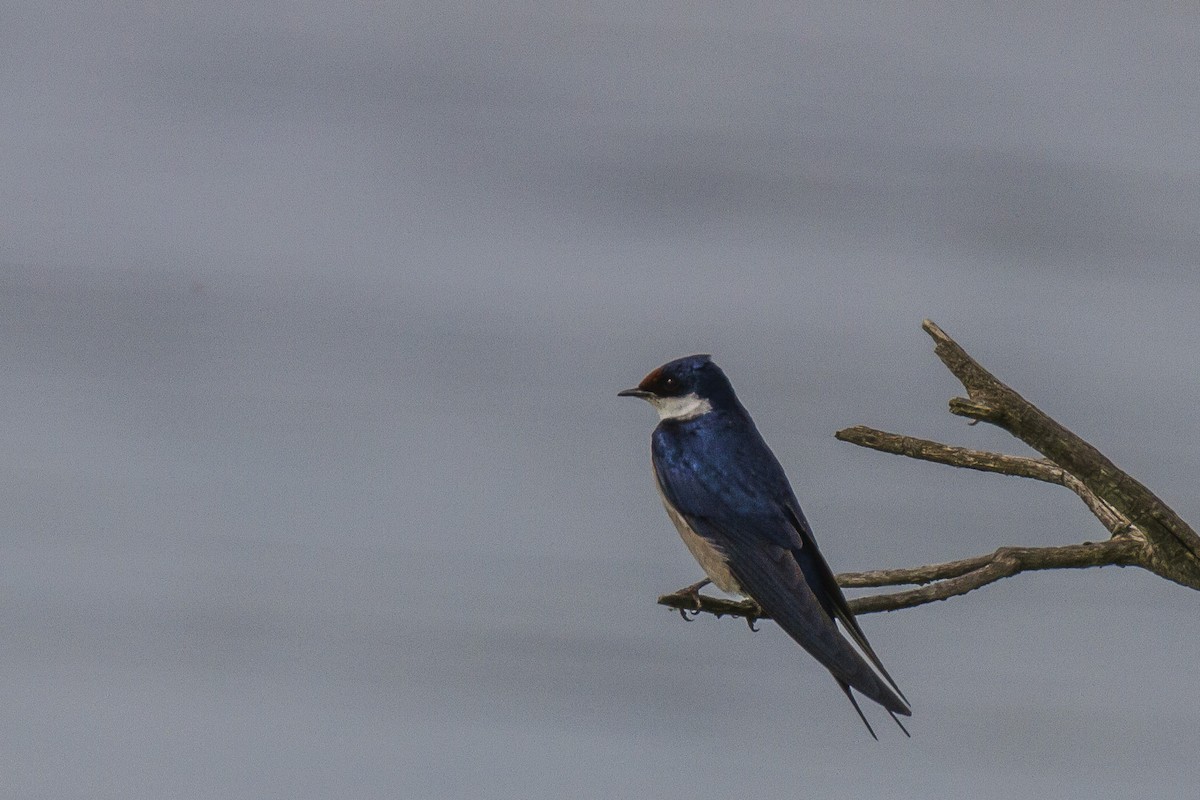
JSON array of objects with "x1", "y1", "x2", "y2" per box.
[{"x1": 620, "y1": 354, "x2": 910, "y2": 738}]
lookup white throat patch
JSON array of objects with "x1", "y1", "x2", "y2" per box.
[{"x1": 649, "y1": 392, "x2": 714, "y2": 421}]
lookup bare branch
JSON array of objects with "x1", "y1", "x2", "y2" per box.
[
  {"x1": 834, "y1": 425, "x2": 1061, "y2": 482},
  {"x1": 921, "y1": 319, "x2": 1200, "y2": 589},
  {"x1": 834, "y1": 426, "x2": 1132, "y2": 536},
  {"x1": 659, "y1": 535, "x2": 1147, "y2": 618},
  {"x1": 843, "y1": 535, "x2": 1146, "y2": 613}
]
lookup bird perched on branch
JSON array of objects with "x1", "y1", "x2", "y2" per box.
[{"x1": 620, "y1": 354, "x2": 911, "y2": 738}]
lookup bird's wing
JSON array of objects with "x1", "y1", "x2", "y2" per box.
[
  {"x1": 783, "y1": 504, "x2": 910, "y2": 708},
  {"x1": 652, "y1": 444, "x2": 851, "y2": 671},
  {"x1": 651, "y1": 431, "x2": 804, "y2": 553}
]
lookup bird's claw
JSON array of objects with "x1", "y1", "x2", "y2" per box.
[
  {"x1": 678, "y1": 579, "x2": 711, "y2": 609},
  {"x1": 742, "y1": 600, "x2": 763, "y2": 631},
  {"x1": 670, "y1": 579, "x2": 711, "y2": 622}
]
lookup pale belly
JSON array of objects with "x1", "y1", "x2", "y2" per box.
[{"x1": 660, "y1": 498, "x2": 745, "y2": 596}]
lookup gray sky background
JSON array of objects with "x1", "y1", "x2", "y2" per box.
[{"x1": 4, "y1": 3, "x2": 1200, "y2": 798}]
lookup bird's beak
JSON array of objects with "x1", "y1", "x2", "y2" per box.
[{"x1": 618, "y1": 388, "x2": 652, "y2": 399}]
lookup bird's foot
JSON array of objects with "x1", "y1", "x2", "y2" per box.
[{"x1": 672, "y1": 578, "x2": 711, "y2": 621}]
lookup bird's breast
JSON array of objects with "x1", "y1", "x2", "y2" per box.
[{"x1": 657, "y1": 493, "x2": 744, "y2": 596}]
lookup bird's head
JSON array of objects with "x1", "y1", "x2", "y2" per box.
[{"x1": 618, "y1": 354, "x2": 737, "y2": 421}]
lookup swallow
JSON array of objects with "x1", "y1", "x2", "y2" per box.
[{"x1": 620, "y1": 354, "x2": 910, "y2": 738}]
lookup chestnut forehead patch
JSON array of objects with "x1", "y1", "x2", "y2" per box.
[{"x1": 637, "y1": 366, "x2": 664, "y2": 391}]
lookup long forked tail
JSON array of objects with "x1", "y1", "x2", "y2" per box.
[
  {"x1": 839, "y1": 681, "x2": 911, "y2": 740},
  {"x1": 888, "y1": 709, "x2": 911, "y2": 737},
  {"x1": 838, "y1": 682, "x2": 877, "y2": 740}
]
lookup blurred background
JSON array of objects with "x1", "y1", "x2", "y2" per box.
[{"x1": 3, "y1": 2, "x2": 1199, "y2": 797}]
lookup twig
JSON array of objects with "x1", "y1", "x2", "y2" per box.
[
  {"x1": 659, "y1": 535, "x2": 1146, "y2": 617},
  {"x1": 842, "y1": 536, "x2": 1145, "y2": 613},
  {"x1": 833, "y1": 427, "x2": 1131, "y2": 535}
]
